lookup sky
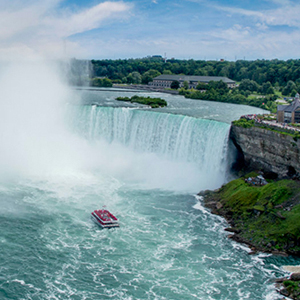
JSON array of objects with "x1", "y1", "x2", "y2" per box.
[{"x1": 1, "y1": 0, "x2": 300, "y2": 61}]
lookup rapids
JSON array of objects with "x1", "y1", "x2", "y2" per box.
[{"x1": 0, "y1": 63, "x2": 299, "y2": 300}]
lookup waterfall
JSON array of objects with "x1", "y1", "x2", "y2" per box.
[{"x1": 70, "y1": 105, "x2": 231, "y2": 191}]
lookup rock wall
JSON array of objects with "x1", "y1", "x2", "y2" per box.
[{"x1": 229, "y1": 125, "x2": 300, "y2": 177}]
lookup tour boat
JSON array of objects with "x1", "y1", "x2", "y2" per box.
[{"x1": 91, "y1": 209, "x2": 119, "y2": 228}]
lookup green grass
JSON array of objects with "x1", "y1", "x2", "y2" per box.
[
  {"x1": 283, "y1": 280, "x2": 300, "y2": 298},
  {"x1": 274, "y1": 90, "x2": 283, "y2": 98},
  {"x1": 208, "y1": 176, "x2": 300, "y2": 253},
  {"x1": 232, "y1": 118, "x2": 300, "y2": 140},
  {"x1": 232, "y1": 118, "x2": 255, "y2": 128}
]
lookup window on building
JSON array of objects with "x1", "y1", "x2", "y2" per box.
[
  {"x1": 294, "y1": 111, "x2": 300, "y2": 123},
  {"x1": 284, "y1": 112, "x2": 292, "y2": 122}
]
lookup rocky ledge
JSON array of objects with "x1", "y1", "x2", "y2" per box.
[
  {"x1": 275, "y1": 272, "x2": 300, "y2": 299},
  {"x1": 230, "y1": 124, "x2": 300, "y2": 178}
]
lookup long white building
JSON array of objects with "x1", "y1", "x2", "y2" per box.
[{"x1": 149, "y1": 75, "x2": 236, "y2": 89}]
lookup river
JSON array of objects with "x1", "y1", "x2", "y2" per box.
[{"x1": 0, "y1": 63, "x2": 299, "y2": 300}]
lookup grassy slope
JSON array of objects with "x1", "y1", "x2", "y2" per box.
[{"x1": 204, "y1": 174, "x2": 300, "y2": 255}]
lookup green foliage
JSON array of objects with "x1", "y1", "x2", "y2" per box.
[
  {"x1": 91, "y1": 58, "x2": 300, "y2": 86},
  {"x1": 170, "y1": 80, "x2": 180, "y2": 89},
  {"x1": 141, "y1": 69, "x2": 161, "y2": 84},
  {"x1": 196, "y1": 82, "x2": 207, "y2": 90},
  {"x1": 232, "y1": 118, "x2": 255, "y2": 128},
  {"x1": 239, "y1": 79, "x2": 259, "y2": 92},
  {"x1": 90, "y1": 58, "x2": 300, "y2": 108},
  {"x1": 183, "y1": 80, "x2": 189, "y2": 89},
  {"x1": 163, "y1": 69, "x2": 172, "y2": 75},
  {"x1": 209, "y1": 177, "x2": 300, "y2": 253},
  {"x1": 283, "y1": 280, "x2": 299, "y2": 290},
  {"x1": 180, "y1": 79, "x2": 270, "y2": 108},
  {"x1": 283, "y1": 280, "x2": 300, "y2": 298},
  {"x1": 293, "y1": 132, "x2": 300, "y2": 141},
  {"x1": 126, "y1": 71, "x2": 142, "y2": 84},
  {"x1": 91, "y1": 77, "x2": 113, "y2": 87},
  {"x1": 282, "y1": 80, "x2": 296, "y2": 96},
  {"x1": 116, "y1": 95, "x2": 167, "y2": 108},
  {"x1": 261, "y1": 81, "x2": 274, "y2": 94}
]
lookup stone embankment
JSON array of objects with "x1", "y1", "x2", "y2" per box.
[{"x1": 112, "y1": 84, "x2": 179, "y2": 95}]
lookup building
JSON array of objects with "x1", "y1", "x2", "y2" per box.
[
  {"x1": 149, "y1": 75, "x2": 236, "y2": 89},
  {"x1": 277, "y1": 93, "x2": 300, "y2": 123}
]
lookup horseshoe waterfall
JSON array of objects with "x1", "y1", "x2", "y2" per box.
[{"x1": 0, "y1": 62, "x2": 295, "y2": 300}]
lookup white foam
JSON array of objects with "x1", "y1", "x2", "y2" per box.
[{"x1": 193, "y1": 195, "x2": 210, "y2": 214}]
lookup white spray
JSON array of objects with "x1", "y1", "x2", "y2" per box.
[
  {"x1": 0, "y1": 61, "x2": 230, "y2": 193},
  {"x1": 0, "y1": 61, "x2": 87, "y2": 180}
]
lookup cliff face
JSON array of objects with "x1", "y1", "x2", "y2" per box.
[{"x1": 230, "y1": 125, "x2": 300, "y2": 177}]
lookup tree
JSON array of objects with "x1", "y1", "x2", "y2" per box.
[
  {"x1": 291, "y1": 89, "x2": 298, "y2": 97},
  {"x1": 163, "y1": 69, "x2": 172, "y2": 75},
  {"x1": 141, "y1": 69, "x2": 161, "y2": 84},
  {"x1": 282, "y1": 80, "x2": 296, "y2": 96},
  {"x1": 196, "y1": 82, "x2": 207, "y2": 90},
  {"x1": 91, "y1": 77, "x2": 113, "y2": 87},
  {"x1": 126, "y1": 73, "x2": 134, "y2": 84},
  {"x1": 171, "y1": 80, "x2": 180, "y2": 89},
  {"x1": 183, "y1": 81, "x2": 189, "y2": 89},
  {"x1": 131, "y1": 71, "x2": 142, "y2": 84},
  {"x1": 239, "y1": 79, "x2": 259, "y2": 92},
  {"x1": 261, "y1": 82, "x2": 274, "y2": 95}
]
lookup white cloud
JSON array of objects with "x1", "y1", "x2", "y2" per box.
[
  {"x1": 0, "y1": 0, "x2": 59, "y2": 39},
  {"x1": 82, "y1": 21, "x2": 300, "y2": 61},
  {"x1": 0, "y1": 1, "x2": 132, "y2": 60},
  {"x1": 214, "y1": 1, "x2": 300, "y2": 28},
  {"x1": 42, "y1": 2, "x2": 131, "y2": 38}
]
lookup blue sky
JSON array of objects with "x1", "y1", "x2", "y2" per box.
[{"x1": 1, "y1": 0, "x2": 300, "y2": 60}]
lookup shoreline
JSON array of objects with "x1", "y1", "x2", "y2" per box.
[
  {"x1": 199, "y1": 181, "x2": 300, "y2": 299},
  {"x1": 72, "y1": 84, "x2": 180, "y2": 95},
  {"x1": 199, "y1": 185, "x2": 300, "y2": 257},
  {"x1": 112, "y1": 84, "x2": 180, "y2": 95}
]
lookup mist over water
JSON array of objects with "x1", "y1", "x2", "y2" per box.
[
  {"x1": 69, "y1": 105, "x2": 231, "y2": 192},
  {"x1": 0, "y1": 60, "x2": 229, "y2": 192},
  {"x1": 0, "y1": 62, "x2": 79, "y2": 179},
  {"x1": 0, "y1": 61, "x2": 296, "y2": 300}
]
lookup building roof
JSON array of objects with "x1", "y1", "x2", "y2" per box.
[
  {"x1": 277, "y1": 105, "x2": 287, "y2": 112},
  {"x1": 153, "y1": 74, "x2": 235, "y2": 84},
  {"x1": 277, "y1": 93, "x2": 300, "y2": 113}
]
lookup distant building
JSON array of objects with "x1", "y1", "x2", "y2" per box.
[
  {"x1": 277, "y1": 93, "x2": 300, "y2": 123},
  {"x1": 149, "y1": 75, "x2": 236, "y2": 89}
]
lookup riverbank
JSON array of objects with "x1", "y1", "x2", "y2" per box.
[
  {"x1": 113, "y1": 84, "x2": 179, "y2": 95},
  {"x1": 200, "y1": 174, "x2": 300, "y2": 299},
  {"x1": 200, "y1": 174, "x2": 300, "y2": 256}
]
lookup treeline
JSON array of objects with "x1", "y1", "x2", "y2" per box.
[{"x1": 91, "y1": 57, "x2": 300, "y2": 93}]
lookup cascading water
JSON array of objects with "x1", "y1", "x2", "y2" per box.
[
  {"x1": 0, "y1": 63, "x2": 297, "y2": 300},
  {"x1": 68, "y1": 105, "x2": 231, "y2": 192}
]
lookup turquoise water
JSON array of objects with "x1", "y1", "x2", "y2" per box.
[
  {"x1": 0, "y1": 178, "x2": 297, "y2": 300},
  {"x1": 0, "y1": 83, "x2": 298, "y2": 299}
]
